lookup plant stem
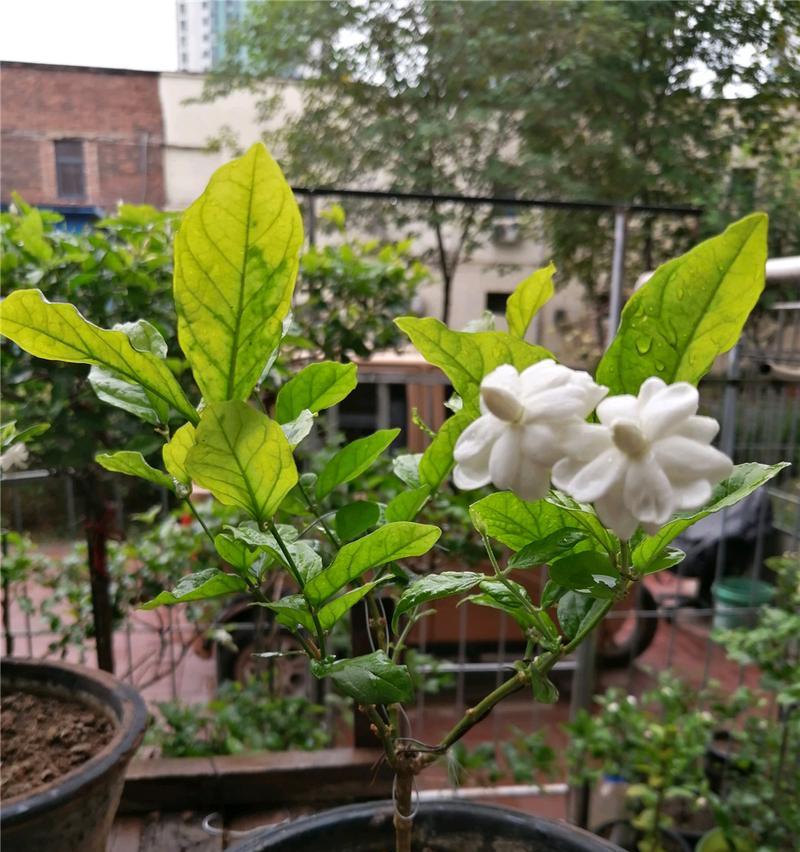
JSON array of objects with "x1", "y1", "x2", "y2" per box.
[
  {"x1": 184, "y1": 497, "x2": 215, "y2": 545},
  {"x1": 267, "y1": 520, "x2": 327, "y2": 658},
  {"x1": 393, "y1": 767, "x2": 414, "y2": 852},
  {"x1": 297, "y1": 479, "x2": 340, "y2": 547}
]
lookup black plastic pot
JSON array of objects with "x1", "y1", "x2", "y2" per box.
[
  {"x1": 1, "y1": 658, "x2": 148, "y2": 852},
  {"x1": 229, "y1": 800, "x2": 625, "y2": 851}
]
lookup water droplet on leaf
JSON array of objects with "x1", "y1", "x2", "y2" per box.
[{"x1": 635, "y1": 337, "x2": 652, "y2": 355}]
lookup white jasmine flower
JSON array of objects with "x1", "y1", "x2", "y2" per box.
[
  {"x1": 453, "y1": 361, "x2": 607, "y2": 501},
  {"x1": 0, "y1": 442, "x2": 29, "y2": 473},
  {"x1": 552, "y1": 377, "x2": 732, "y2": 539}
]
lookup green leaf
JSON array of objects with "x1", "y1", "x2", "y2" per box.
[
  {"x1": 89, "y1": 320, "x2": 170, "y2": 424},
  {"x1": 213, "y1": 532, "x2": 262, "y2": 580},
  {"x1": 305, "y1": 522, "x2": 441, "y2": 605},
  {"x1": 162, "y1": 422, "x2": 196, "y2": 487},
  {"x1": 557, "y1": 591, "x2": 596, "y2": 640},
  {"x1": 597, "y1": 213, "x2": 768, "y2": 394},
  {"x1": 95, "y1": 451, "x2": 175, "y2": 491},
  {"x1": 0, "y1": 289, "x2": 198, "y2": 424},
  {"x1": 311, "y1": 650, "x2": 413, "y2": 704},
  {"x1": 508, "y1": 529, "x2": 588, "y2": 569},
  {"x1": 275, "y1": 361, "x2": 357, "y2": 423},
  {"x1": 385, "y1": 486, "x2": 430, "y2": 523},
  {"x1": 506, "y1": 263, "x2": 555, "y2": 339},
  {"x1": 185, "y1": 401, "x2": 297, "y2": 523},
  {"x1": 286, "y1": 541, "x2": 323, "y2": 584},
  {"x1": 392, "y1": 453, "x2": 423, "y2": 488},
  {"x1": 393, "y1": 571, "x2": 485, "y2": 629},
  {"x1": 318, "y1": 583, "x2": 377, "y2": 630},
  {"x1": 280, "y1": 408, "x2": 315, "y2": 448},
  {"x1": 633, "y1": 462, "x2": 788, "y2": 570},
  {"x1": 530, "y1": 670, "x2": 559, "y2": 704},
  {"x1": 224, "y1": 523, "x2": 299, "y2": 550},
  {"x1": 258, "y1": 594, "x2": 315, "y2": 633},
  {"x1": 471, "y1": 491, "x2": 610, "y2": 553},
  {"x1": 395, "y1": 317, "x2": 552, "y2": 411},
  {"x1": 540, "y1": 579, "x2": 566, "y2": 609},
  {"x1": 141, "y1": 568, "x2": 247, "y2": 609},
  {"x1": 639, "y1": 547, "x2": 685, "y2": 576},
  {"x1": 546, "y1": 492, "x2": 618, "y2": 554},
  {"x1": 2, "y1": 422, "x2": 49, "y2": 450},
  {"x1": 466, "y1": 578, "x2": 538, "y2": 630},
  {"x1": 315, "y1": 428, "x2": 400, "y2": 500},
  {"x1": 549, "y1": 551, "x2": 619, "y2": 599},
  {"x1": 336, "y1": 501, "x2": 381, "y2": 542},
  {"x1": 418, "y1": 411, "x2": 471, "y2": 490},
  {"x1": 174, "y1": 143, "x2": 303, "y2": 402}
]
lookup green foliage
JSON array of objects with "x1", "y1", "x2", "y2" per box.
[
  {"x1": 597, "y1": 214, "x2": 769, "y2": 395},
  {"x1": 315, "y1": 428, "x2": 400, "y2": 500},
  {"x1": 395, "y1": 317, "x2": 552, "y2": 414},
  {"x1": 292, "y1": 233, "x2": 428, "y2": 362},
  {"x1": 147, "y1": 675, "x2": 331, "y2": 757},
  {"x1": 174, "y1": 143, "x2": 303, "y2": 402},
  {"x1": 275, "y1": 361, "x2": 357, "y2": 424},
  {"x1": 393, "y1": 571, "x2": 485, "y2": 629},
  {"x1": 311, "y1": 650, "x2": 413, "y2": 705},
  {"x1": 95, "y1": 450, "x2": 176, "y2": 491},
  {"x1": 506, "y1": 263, "x2": 555, "y2": 340},
  {"x1": 186, "y1": 401, "x2": 298, "y2": 522}
]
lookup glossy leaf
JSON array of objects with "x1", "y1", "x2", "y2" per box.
[
  {"x1": 393, "y1": 571, "x2": 485, "y2": 629},
  {"x1": 549, "y1": 551, "x2": 619, "y2": 599},
  {"x1": 174, "y1": 143, "x2": 303, "y2": 402},
  {"x1": 466, "y1": 578, "x2": 539, "y2": 630},
  {"x1": 336, "y1": 501, "x2": 381, "y2": 542},
  {"x1": 385, "y1": 486, "x2": 430, "y2": 523},
  {"x1": 275, "y1": 361, "x2": 357, "y2": 423},
  {"x1": 639, "y1": 546, "x2": 685, "y2": 576},
  {"x1": 186, "y1": 401, "x2": 297, "y2": 523},
  {"x1": 280, "y1": 408, "x2": 314, "y2": 448},
  {"x1": 259, "y1": 594, "x2": 316, "y2": 633},
  {"x1": 506, "y1": 263, "x2": 555, "y2": 339},
  {"x1": 95, "y1": 451, "x2": 174, "y2": 491},
  {"x1": 162, "y1": 422, "x2": 196, "y2": 487},
  {"x1": 540, "y1": 579, "x2": 566, "y2": 609},
  {"x1": 395, "y1": 316, "x2": 552, "y2": 411},
  {"x1": 633, "y1": 462, "x2": 788, "y2": 570},
  {"x1": 315, "y1": 428, "x2": 400, "y2": 500},
  {"x1": 598, "y1": 213, "x2": 768, "y2": 394},
  {"x1": 141, "y1": 568, "x2": 247, "y2": 609},
  {"x1": 305, "y1": 522, "x2": 441, "y2": 605},
  {"x1": 318, "y1": 583, "x2": 377, "y2": 630},
  {"x1": 418, "y1": 411, "x2": 471, "y2": 490},
  {"x1": 392, "y1": 453, "x2": 423, "y2": 488},
  {"x1": 557, "y1": 591, "x2": 595, "y2": 640},
  {"x1": 89, "y1": 320, "x2": 169, "y2": 424},
  {"x1": 531, "y1": 670, "x2": 559, "y2": 704},
  {"x1": 508, "y1": 529, "x2": 588, "y2": 569},
  {"x1": 311, "y1": 650, "x2": 413, "y2": 704},
  {"x1": 0, "y1": 289, "x2": 197, "y2": 423},
  {"x1": 214, "y1": 532, "x2": 259, "y2": 574}
]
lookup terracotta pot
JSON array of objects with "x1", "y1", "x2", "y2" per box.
[
  {"x1": 1, "y1": 658, "x2": 147, "y2": 852},
  {"x1": 229, "y1": 800, "x2": 625, "y2": 851}
]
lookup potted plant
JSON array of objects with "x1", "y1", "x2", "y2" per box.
[
  {"x1": 0, "y1": 143, "x2": 784, "y2": 851},
  {"x1": 565, "y1": 675, "x2": 753, "y2": 851}
]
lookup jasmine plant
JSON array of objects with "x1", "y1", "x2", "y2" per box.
[{"x1": 0, "y1": 143, "x2": 786, "y2": 852}]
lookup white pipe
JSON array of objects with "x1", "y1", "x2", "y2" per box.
[{"x1": 418, "y1": 782, "x2": 569, "y2": 801}]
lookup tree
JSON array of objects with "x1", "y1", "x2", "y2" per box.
[{"x1": 207, "y1": 0, "x2": 798, "y2": 338}]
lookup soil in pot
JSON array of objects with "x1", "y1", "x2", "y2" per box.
[{"x1": 1, "y1": 690, "x2": 114, "y2": 798}]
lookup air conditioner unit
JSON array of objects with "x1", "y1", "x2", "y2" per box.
[{"x1": 492, "y1": 216, "x2": 521, "y2": 245}]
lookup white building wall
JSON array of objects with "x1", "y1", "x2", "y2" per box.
[{"x1": 158, "y1": 72, "x2": 589, "y2": 356}]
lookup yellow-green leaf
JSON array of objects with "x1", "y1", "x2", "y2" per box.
[
  {"x1": 0, "y1": 290, "x2": 197, "y2": 424},
  {"x1": 395, "y1": 317, "x2": 552, "y2": 412},
  {"x1": 185, "y1": 401, "x2": 298, "y2": 523},
  {"x1": 162, "y1": 422, "x2": 196, "y2": 486},
  {"x1": 316, "y1": 428, "x2": 400, "y2": 500},
  {"x1": 305, "y1": 522, "x2": 441, "y2": 605},
  {"x1": 174, "y1": 143, "x2": 303, "y2": 402},
  {"x1": 506, "y1": 263, "x2": 555, "y2": 339},
  {"x1": 141, "y1": 568, "x2": 247, "y2": 609},
  {"x1": 275, "y1": 361, "x2": 357, "y2": 424},
  {"x1": 598, "y1": 213, "x2": 768, "y2": 394},
  {"x1": 95, "y1": 451, "x2": 175, "y2": 491}
]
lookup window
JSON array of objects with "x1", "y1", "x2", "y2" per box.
[
  {"x1": 54, "y1": 140, "x2": 85, "y2": 199},
  {"x1": 485, "y1": 292, "x2": 509, "y2": 314}
]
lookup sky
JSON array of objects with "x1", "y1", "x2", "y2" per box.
[{"x1": 0, "y1": 0, "x2": 178, "y2": 72}]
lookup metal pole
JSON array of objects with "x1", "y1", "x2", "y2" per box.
[
  {"x1": 606, "y1": 208, "x2": 628, "y2": 348},
  {"x1": 307, "y1": 193, "x2": 317, "y2": 247},
  {"x1": 568, "y1": 633, "x2": 598, "y2": 827}
]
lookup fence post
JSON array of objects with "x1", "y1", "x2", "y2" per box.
[
  {"x1": 607, "y1": 208, "x2": 628, "y2": 348},
  {"x1": 568, "y1": 632, "x2": 598, "y2": 827}
]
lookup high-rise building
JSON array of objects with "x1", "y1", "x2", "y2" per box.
[{"x1": 176, "y1": 0, "x2": 247, "y2": 73}]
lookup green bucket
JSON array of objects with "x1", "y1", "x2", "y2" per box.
[{"x1": 711, "y1": 577, "x2": 773, "y2": 630}]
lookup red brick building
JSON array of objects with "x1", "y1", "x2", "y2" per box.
[{"x1": 1, "y1": 62, "x2": 165, "y2": 221}]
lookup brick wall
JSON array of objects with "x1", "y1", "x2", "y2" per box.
[{"x1": 1, "y1": 62, "x2": 165, "y2": 209}]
